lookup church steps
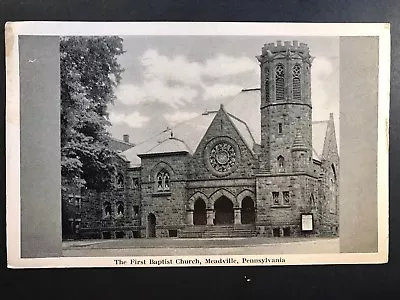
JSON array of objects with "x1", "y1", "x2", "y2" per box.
[{"x1": 178, "y1": 224, "x2": 256, "y2": 238}]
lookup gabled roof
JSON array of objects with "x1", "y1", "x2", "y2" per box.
[
  {"x1": 227, "y1": 112, "x2": 256, "y2": 152},
  {"x1": 139, "y1": 137, "x2": 191, "y2": 156},
  {"x1": 122, "y1": 106, "x2": 257, "y2": 167},
  {"x1": 120, "y1": 88, "x2": 334, "y2": 167}
]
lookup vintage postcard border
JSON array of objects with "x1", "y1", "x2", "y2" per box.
[{"x1": 6, "y1": 22, "x2": 390, "y2": 268}]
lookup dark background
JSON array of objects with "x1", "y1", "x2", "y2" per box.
[{"x1": 1, "y1": 0, "x2": 399, "y2": 298}]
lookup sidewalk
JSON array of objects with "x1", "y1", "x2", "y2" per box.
[
  {"x1": 62, "y1": 237, "x2": 340, "y2": 257},
  {"x1": 63, "y1": 236, "x2": 336, "y2": 249}
]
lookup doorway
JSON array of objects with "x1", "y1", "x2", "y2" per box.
[
  {"x1": 241, "y1": 197, "x2": 255, "y2": 224},
  {"x1": 147, "y1": 213, "x2": 156, "y2": 238},
  {"x1": 193, "y1": 198, "x2": 207, "y2": 225},
  {"x1": 214, "y1": 196, "x2": 234, "y2": 225}
]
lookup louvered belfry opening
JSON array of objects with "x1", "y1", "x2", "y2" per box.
[
  {"x1": 275, "y1": 63, "x2": 285, "y2": 101},
  {"x1": 293, "y1": 63, "x2": 301, "y2": 101}
]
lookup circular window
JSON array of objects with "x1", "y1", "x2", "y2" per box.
[{"x1": 205, "y1": 138, "x2": 240, "y2": 176}]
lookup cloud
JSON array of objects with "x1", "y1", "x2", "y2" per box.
[
  {"x1": 202, "y1": 83, "x2": 243, "y2": 100},
  {"x1": 164, "y1": 111, "x2": 199, "y2": 126},
  {"x1": 310, "y1": 56, "x2": 334, "y2": 105},
  {"x1": 109, "y1": 111, "x2": 150, "y2": 128},
  {"x1": 116, "y1": 49, "x2": 259, "y2": 109},
  {"x1": 203, "y1": 54, "x2": 258, "y2": 78},
  {"x1": 140, "y1": 49, "x2": 202, "y2": 85},
  {"x1": 312, "y1": 56, "x2": 334, "y2": 80},
  {"x1": 140, "y1": 49, "x2": 258, "y2": 84},
  {"x1": 115, "y1": 80, "x2": 199, "y2": 108}
]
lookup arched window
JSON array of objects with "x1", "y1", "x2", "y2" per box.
[
  {"x1": 275, "y1": 63, "x2": 285, "y2": 101},
  {"x1": 283, "y1": 191, "x2": 290, "y2": 204},
  {"x1": 157, "y1": 173, "x2": 163, "y2": 191},
  {"x1": 265, "y1": 67, "x2": 270, "y2": 102},
  {"x1": 132, "y1": 178, "x2": 139, "y2": 190},
  {"x1": 277, "y1": 155, "x2": 285, "y2": 172},
  {"x1": 292, "y1": 64, "x2": 301, "y2": 101},
  {"x1": 310, "y1": 193, "x2": 315, "y2": 207},
  {"x1": 103, "y1": 201, "x2": 112, "y2": 217},
  {"x1": 116, "y1": 201, "x2": 124, "y2": 216},
  {"x1": 117, "y1": 173, "x2": 124, "y2": 188},
  {"x1": 164, "y1": 172, "x2": 170, "y2": 191},
  {"x1": 156, "y1": 170, "x2": 171, "y2": 192}
]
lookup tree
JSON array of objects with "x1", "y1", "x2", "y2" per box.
[{"x1": 60, "y1": 36, "x2": 125, "y2": 192}]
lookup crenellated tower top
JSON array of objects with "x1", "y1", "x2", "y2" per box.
[{"x1": 257, "y1": 40, "x2": 314, "y2": 65}]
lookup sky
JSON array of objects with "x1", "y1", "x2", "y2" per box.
[{"x1": 108, "y1": 35, "x2": 339, "y2": 146}]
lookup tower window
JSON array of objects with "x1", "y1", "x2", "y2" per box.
[
  {"x1": 278, "y1": 123, "x2": 283, "y2": 134},
  {"x1": 272, "y1": 192, "x2": 280, "y2": 205},
  {"x1": 275, "y1": 64, "x2": 285, "y2": 101},
  {"x1": 283, "y1": 191, "x2": 290, "y2": 204},
  {"x1": 292, "y1": 64, "x2": 301, "y2": 101},
  {"x1": 310, "y1": 193, "x2": 315, "y2": 207},
  {"x1": 265, "y1": 67, "x2": 270, "y2": 102},
  {"x1": 277, "y1": 155, "x2": 285, "y2": 172},
  {"x1": 156, "y1": 170, "x2": 171, "y2": 192}
]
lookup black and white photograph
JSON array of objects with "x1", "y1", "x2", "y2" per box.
[{"x1": 5, "y1": 22, "x2": 389, "y2": 268}]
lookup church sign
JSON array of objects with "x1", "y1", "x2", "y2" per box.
[{"x1": 301, "y1": 213, "x2": 314, "y2": 232}]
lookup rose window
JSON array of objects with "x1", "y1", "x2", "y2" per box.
[{"x1": 209, "y1": 142, "x2": 237, "y2": 173}]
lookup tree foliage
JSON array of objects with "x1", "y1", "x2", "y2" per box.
[{"x1": 60, "y1": 36, "x2": 125, "y2": 191}]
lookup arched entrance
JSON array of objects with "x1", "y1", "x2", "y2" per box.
[
  {"x1": 241, "y1": 197, "x2": 255, "y2": 224},
  {"x1": 147, "y1": 213, "x2": 156, "y2": 238},
  {"x1": 214, "y1": 196, "x2": 234, "y2": 225},
  {"x1": 194, "y1": 198, "x2": 207, "y2": 225}
]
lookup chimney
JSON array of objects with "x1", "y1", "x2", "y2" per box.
[{"x1": 123, "y1": 134, "x2": 130, "y2": 143}]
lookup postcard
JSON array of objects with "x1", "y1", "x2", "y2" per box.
[{"x1": 5, "y1": 22, "x2": 390, "y2": 268}]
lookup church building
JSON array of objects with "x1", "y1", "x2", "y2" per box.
[{"x1": 70, "y1": 40, "x2": 339, "y2": 239}]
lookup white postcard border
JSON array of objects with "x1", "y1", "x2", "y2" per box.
[{"x1": 5, "y1": 22, "x2": 390, "y2": 268}]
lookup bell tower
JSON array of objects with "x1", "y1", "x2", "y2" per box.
[{"x1": 257, "y1": 40, "x2": 314, "y2": 174}]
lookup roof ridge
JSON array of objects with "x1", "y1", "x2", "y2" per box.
[
  {"x1": 146, "y1": 136, "x2": 192, "y2": 154},
  {"x1": 169, "y1": 136, "x2": 193, "y2": 153},
  {"x1": 146, "y1": 137, "x2": 170, "y2": 153},
  {"x1": 226, "y1": 112, "x2": 256, "y2": 145}
]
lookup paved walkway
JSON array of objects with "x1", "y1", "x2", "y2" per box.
[{"x1": 62, "y1": 237, "x2": 340, "y2": 257}]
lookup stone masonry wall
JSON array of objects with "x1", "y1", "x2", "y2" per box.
[
  {"x1": 140, "y1": 153, "x2": 190, "y2": 238},
  {"x1": 255, "y1": 173, "x2": 319, "y2": 237},
  {"x1": 260, "y1": 104, "x2": 312, "y2": 173},
  {"x1": 189, "y1": 107, "x2": 257, "y2": 181}
]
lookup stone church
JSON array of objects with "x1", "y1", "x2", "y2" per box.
[{"x1": 65, "y1": 40, "x2": 339, "y2": 239}]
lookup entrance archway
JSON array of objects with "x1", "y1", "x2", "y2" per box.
[
  {"x1": 194, "y1": 198, "x2": 207, "y2": 225},
  {"x1": 241, "y1": 197, "x2": 255, "y2": 224},
  {"x1": 214, "y1": 196, "x2": 234, "y2": 225},
  {"x1": 147, "y1": 213, "x2": 156, "y2": 238}
]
